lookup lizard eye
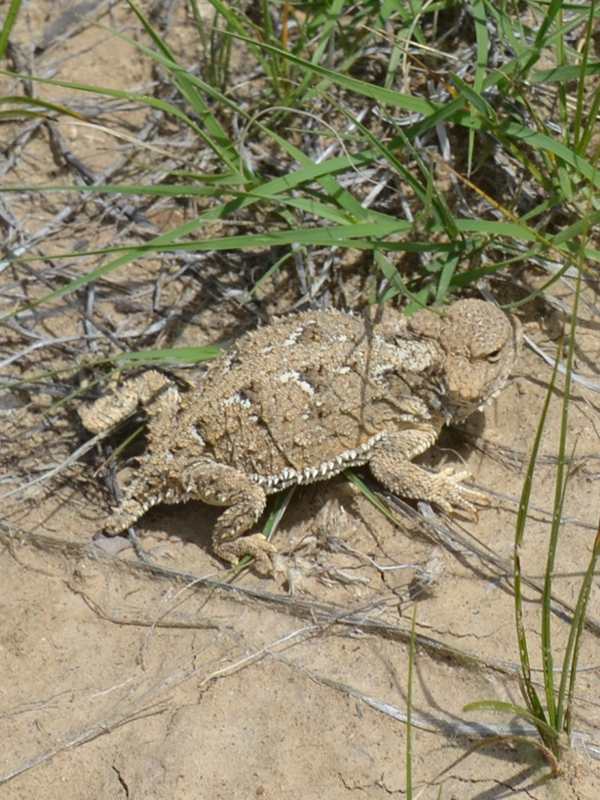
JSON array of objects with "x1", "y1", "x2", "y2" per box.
[{"x1": 487, "y1": 349, "x2": 503, "y2": 362}]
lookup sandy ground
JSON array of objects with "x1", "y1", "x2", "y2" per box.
[{"x1": 2, "y1": 2, "x2": 600, "y2": 798}]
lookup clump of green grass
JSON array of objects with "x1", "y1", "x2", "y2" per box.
[
  {"x1": 465, "y1": 262, "x2": 600, "y2": 770},
  {"x1": 1, "y1": 0, "x2": 598, "y2": 347}
]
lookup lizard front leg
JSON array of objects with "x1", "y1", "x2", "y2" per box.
[{"x1": 367, "y1": 429, "x2": 488, "y2": 516}]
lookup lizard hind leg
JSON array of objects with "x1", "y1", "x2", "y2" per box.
[
  {"x1": 212, "y1": 486, "x2": 276, "y2": 574},
  {"x1": 102, "y1": 471, "x2": 172, "y2": 536},
  {"x1": 80, "y1": 370, "x2": 180, "y2": 436},
  {"x1": 183, "y1": 460, "x2": 276, "y2": 573}
]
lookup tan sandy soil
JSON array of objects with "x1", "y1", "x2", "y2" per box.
[{"x1": 1, "y1": 3, "x2": 600, "y2": 798}]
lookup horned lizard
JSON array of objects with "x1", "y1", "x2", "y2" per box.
[{"x1": 80, "y1": 299, "x2": 521, "y2": 573}]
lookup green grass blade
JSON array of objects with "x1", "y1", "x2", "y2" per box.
[
  {"x1": 115, "y1": 347, "x2": 221, "y2": 366},
  {"x1": 0, "y1": 0, "x2": 22, "y2": 61},
  {"x1": 539, "y1": 300, "x2": 581, "y2": 731},
  {"x1": 327, "y1": 95, "x2": 455, "y2": 231},
  {"x1": 538, "y1": 256, "x2": 581, "y2": 732},
  {"x1": 468, "y1": 0, "x2": 489, "y2": 174},
  {"x1": 513, "y1": 330, "x2": 562, "y2": 745},
  {"x1": 0, "y1": 67, "x2": 245, "y2": 174},
  {"x1": 531, "y1": 63, "x2": 600, "y2": 84},
  {"x1": 553, "y1": 263, "x2": 586, "y2": 737},
  {"x1": 562, "y1": 522, "x2": 600, "y2": 739},
  {"x1": 573, "y1": 0, "x2": 597, "y2": 154},
  {"x1": 464, "y1": 700, "x2": 559, "y2": 742},
  {"x1": 222, "y1": 29, "x2": 441, "y2": 116},
  {"x1": 204, "y1": 0, "x2": 274, "y2": 80},
  {"x1": 406, "y1": 603, "x2": 417, "y2": 799},
  {"x1": 0, "y1": 95, "x2": 93, "y2": 118},
  {"x1": 95, "y1": 11, "x2": 246, "y2": 174}
]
